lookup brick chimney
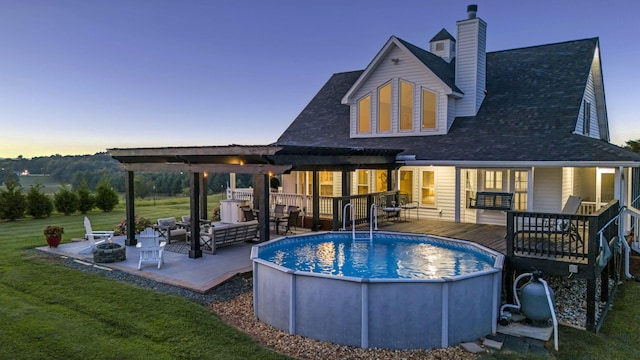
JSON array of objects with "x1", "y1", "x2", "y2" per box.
[{"x1": 455, "y1": 4, "x2": 486, "y2": 116}]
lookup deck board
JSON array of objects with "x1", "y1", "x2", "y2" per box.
[{"x1": 372, "y1": 218, "x2": 507, "y2": 253}]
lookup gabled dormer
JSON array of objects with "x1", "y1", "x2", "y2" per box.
[
  {"x1": 342, "y1": 5, "x2": 487, "y2": 140},
  {"x1": 575, "y1": 41, "x2": 609, "y2": 141},
  {"x1": 342, "y1": 36, "x2": 462, "y2": 139}
]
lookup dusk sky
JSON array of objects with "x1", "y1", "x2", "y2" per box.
[{"x1": 1, "y1": 0, "x2": 639, "y2": 159}]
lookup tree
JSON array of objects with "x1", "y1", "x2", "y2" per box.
[
  {"x1": 54, "y1": 186, "x2": 79, "y2": 215},
  {"x1": 95, "y1": 177, "x2": 119, "y2": 212},
  {"x1": 26, "y1": 183, "x2": 53, "y2": 218},
  {"x1": 624, "y1": 139, "x2": 640, "y2": 154},
  {"x1": 0, "y1": 173, "x2": 26, "y2": 221},
  {"x1": 76, "y1": 178, "x2": 95, "y2": 214}
]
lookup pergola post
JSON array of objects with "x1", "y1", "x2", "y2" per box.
[
  {"x1": 124, "y1": 170, "x2": 136, "y2": 246},
  {"x1": 255, "y1": 174, "x2": 271, "y2": 242},
  {"x1": 200, "y1": 173, "x2": 208, "y2": 220},
  {"x1": 189, "y1": 172, "x2": 202, "y2": 259},
  {"x1": 312, "y1": 170, "x2": 320, "y2": 231}
]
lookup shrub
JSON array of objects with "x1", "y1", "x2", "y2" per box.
[
  {"x1": 95, "y1": 177, "x2": 119, "y2": 212},
  {"x1": 76, "y1": 179, "x2": 95, "y2": 214},
  {"x1": 26, "y1": 183, "x2": 53, "y2": 219},
  {"x1": 0, "y1": 174, "x2": 26, "y2": 221},
  {"x1": 113, "y1": 216, "x2": 153, "y2": 235},
  {"x1": 54, "y1": 187, "x2": 79, "y2": 215}
]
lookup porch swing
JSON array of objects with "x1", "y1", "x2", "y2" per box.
[{"x1": 469, "y1": 191, "x2": 514, "y2": 211}]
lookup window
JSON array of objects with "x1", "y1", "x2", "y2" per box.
[
  {"x1": 378, "y1": 83, "x2": 391, "y2": 132},
  {"x1": 375, "y1": 170, "x2": 388, "y2": 192},
  {"x1": 319, "y1": 171, "x2": 334, "y2": 196},
  {"x1": 485, "y1": 170, "x2": 503, "y2": 190},
  {"x1": 583, "y1": 101, "x2": 591, "y2": 135},
  {"x1": 400, "y1": 80, "x2": 413, "y2": 131},
  {"x1": 356, "y1": 170, "x2": 369, "y2": 194},
  {"x1": 435, "y1": 42, "x2": 445, "y2": 51},
  {"x1": 421, "y1": 170, "x2": 435, "y2": 206},
  {"x1": 514, "y1": 171, "x2": 528, "y2": 211},
  {"x1": 358, "y1": 95, "x2": 371, "y2": 133},
  {"x1": 422, "y1": 89, "x2": 437, "y2": 129},
  {"x1": 399, "y1": 170, "x2": 413, "y2": 200}
]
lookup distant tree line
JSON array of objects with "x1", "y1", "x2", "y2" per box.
[
  {"x1": 0, "y1": 173, "x2": 120, "y2": 221},
  {"x1": 0, "y1": 152, "x2": 255, "y2": 199}
]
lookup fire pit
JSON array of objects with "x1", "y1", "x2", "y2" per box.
[{"x1": 93, "y1": 243, "x2": 126, "y2": 263}]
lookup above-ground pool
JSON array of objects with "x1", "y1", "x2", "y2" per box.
[{"x1": 251, "y1": 231, "x2": 504, "y2": 350}]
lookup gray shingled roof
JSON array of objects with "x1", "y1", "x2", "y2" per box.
[
  {"x1": 396, "y1": 37, "x2": 461, "y2": 93},
  {"x1": 277, "y1": 38, "x2": 640, "y2": 164}
]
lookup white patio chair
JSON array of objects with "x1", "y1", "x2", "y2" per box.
[
  {"x1": 136, "y1": 227, "x2": 166, "y2": 270},
  {"x1": 79, "y1": 216, "x2": 114, "y2": 254}
]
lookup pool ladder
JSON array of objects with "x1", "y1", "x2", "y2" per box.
[{"x1": 342, "y1": 203, "x2": 377, "y2": 243}]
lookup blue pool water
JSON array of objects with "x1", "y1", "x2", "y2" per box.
[{"x1": 258, "y1": 233, "x2": 495, "y2": 279}]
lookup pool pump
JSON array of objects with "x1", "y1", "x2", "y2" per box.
[{"x1": 500, "y1": 271, "x2": 558, "y2": 351}]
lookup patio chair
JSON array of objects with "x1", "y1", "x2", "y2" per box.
[
  {"x1": 270, "y1": 204, "x2": 288, "y2": 233},
  {"x1": 278, "y1": 210, "x2": 301, "y2": 235},
  {"x1": 155, "y1": 217, "x2": 187, "y2": 244},
  {"x1": 79, "y1": 216, "x2": 114, "y2": 254},
  {"x1": 241, "y1": 206, "x2": 256, "y2": 221},
  {"x1": 136, "y1": 227, "x2": 166, "y2": 270}
]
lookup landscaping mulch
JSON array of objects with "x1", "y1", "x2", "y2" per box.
[{"x1": 210, "y1": 289, "x2": 476, "y2": 360}]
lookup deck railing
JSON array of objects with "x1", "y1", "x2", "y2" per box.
[
  {"x1": 230, "y1": 189, "x2": 334, "y2": 218},
  {"x1": 332, "y1": 191, "x2": 399, "y2": 230},
  {"x1": 506, "y1": 200, "x2": 621, "y2": 331}
]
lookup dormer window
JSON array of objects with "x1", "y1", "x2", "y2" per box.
[
  {"x1": 583, "y1": 100, "x2": 591, "y2": 135},
  {"x1": 354, "y1": 78, "x2": 439, "y2": 136},
  {"x1": 422, "y1": 89, "x2": 437, "y2": 130},
  {"x1": 358, "y1": 94, "x2": 371, "y2": 133},
  {"x1": 378, "y1": 82, "x2": 391, "y2": 132},
  {"x1": 400, "y1": 80, "x2": 414, "y2": 131}
]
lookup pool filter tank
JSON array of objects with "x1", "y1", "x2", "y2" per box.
[{"x1": 520, "y1": 272, "x2": 555, "y2": 325}]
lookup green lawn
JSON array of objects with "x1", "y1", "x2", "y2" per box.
[
  {"x1": 1, "y1": 195, "x2": 640, "y2": 359},
  {"x1": 0, "y1": 195, "x2": 289, "y2": 359}
]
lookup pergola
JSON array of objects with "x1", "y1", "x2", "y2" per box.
[{"x1": 109, "y1": 144, "x2": 402, "y2": 258}]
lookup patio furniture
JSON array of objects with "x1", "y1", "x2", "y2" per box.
[
  {"x1": 197, "y1": 220, "x2": 259, "y2": 254},
  {"x1": 278, "y1": 210, "x2": 301, "y2": 235},
  {"x1": 241, "y1": 206, "x2": 256, "y2": 221},
  {"x1": 399, "y1": 192, "x2": 419, "y2": 220},
  {"x1": 154, "y1": 217, "x2": 187, "y2": 244},
  {"x1": 79, "y1": 216, "x2": 114, "y2": 254},
  {"x1": 136, "y1": 227, "x2": 166, "y2": 270},
  {"x1": 469, "y1": 192, "x2": 514, "y2": 211}
]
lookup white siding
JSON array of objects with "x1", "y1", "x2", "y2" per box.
[
  {"x1": 349, "y1": 44, "x2": 451, "y2": 138},
  {"x1": 532, "y1": 168, "x2": 562, "y2": 212},
  {"x1": 455, "y1": 17, "x2": 486, "y2": 117},
  {"x1": 575, "y1": 69, "x2": 600, "y2": 139},
  {"x1": 430, "y1": 39, "x2": 455, "y2": 63},
  {"x1": 562, "y1": 167, "x2": 574, "y2": 206}
]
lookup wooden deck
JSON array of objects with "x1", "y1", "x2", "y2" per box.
[{"x1": 367, "y1": 218, "x2": 508, "y2": 254}]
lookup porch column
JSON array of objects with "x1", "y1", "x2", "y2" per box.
[
  {"x1": 200, "y1": 173, "x2": 208, "y2": 219},
  {"x1": 312, "y1": 170, "x2": 320, "y2": 231},
  {"x1": 386, "y1": 167, "x2": 394, "y2": 191},
  {"x1": 455, "y1": 168, "x2": 461, "y2": 222},
  {"x1": 125, "y1": 171, "x2": 136, "y2": 246},
  {"x1": 256, "y1": 174, "x2": 271, "y2": 242},
  {"x1": 189, "y1": 172, "x2": 202, "y2": 259},
  {"x1": 342, "y1": 170, "x2": 351, "y2": 196}
]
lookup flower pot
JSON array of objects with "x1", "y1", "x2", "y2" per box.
[{"x1": 46, "y1": 235, "x2": 62, "y2": 247}]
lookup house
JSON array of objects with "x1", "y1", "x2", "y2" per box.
[{"x1": 275, "y1": 4, "x2": 640, "y2": 226}]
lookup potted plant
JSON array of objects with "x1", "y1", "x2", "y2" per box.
[{"x1": 43, "y1": 225, "x2": 64, "y2": 247}]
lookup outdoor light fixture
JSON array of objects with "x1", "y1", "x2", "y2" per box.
[{"x1": 391, "y1": 58, "x2": 400, "y2": 64}]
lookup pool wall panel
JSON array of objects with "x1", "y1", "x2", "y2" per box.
[
  {"x1": 367, "y1": 281, "x2": 444, "y2": 349},
  {"x1": 294, "y1": 275, "x2": 362, "y2": 346},
  {"x1": 254, "y1": 263, "x2": 291, "y2": 331}
]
